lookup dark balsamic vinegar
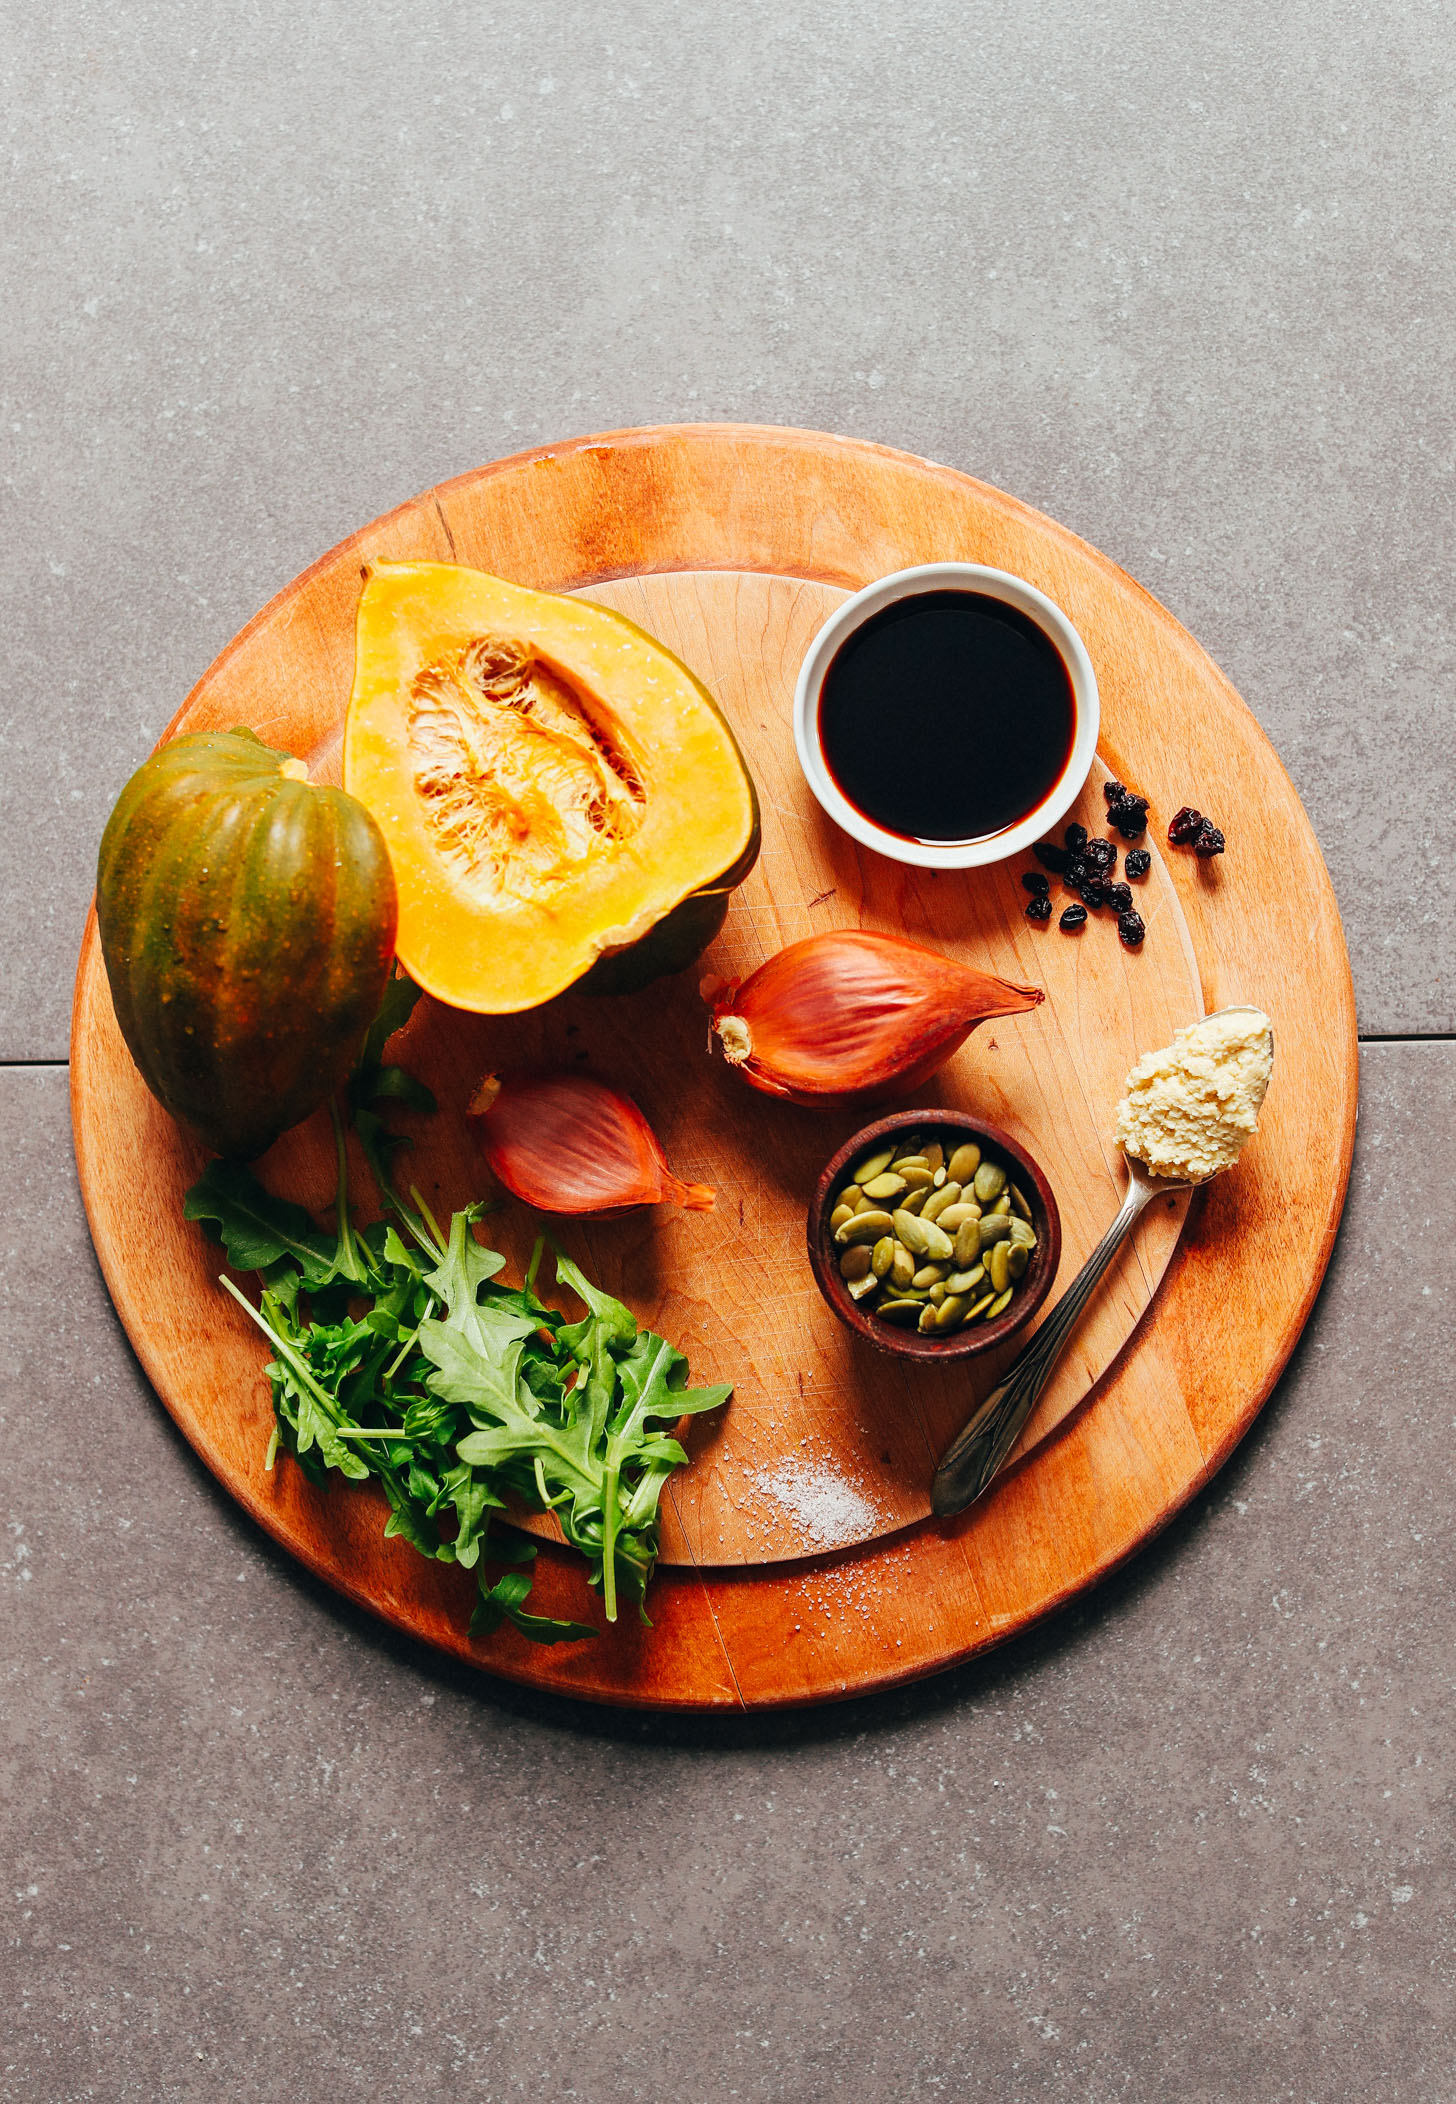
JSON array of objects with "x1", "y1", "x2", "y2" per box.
[{"x1": 818, "y1": 590, "x2": 1075, "y2": 844}]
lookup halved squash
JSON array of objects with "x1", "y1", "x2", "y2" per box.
[{"x1": 343, "y1": 562, "x2": 761, "y2": 1013}]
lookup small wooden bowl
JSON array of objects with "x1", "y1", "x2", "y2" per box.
[{"x1": 807, "y1": 1109, "x2": 1063, "y2": 1362}]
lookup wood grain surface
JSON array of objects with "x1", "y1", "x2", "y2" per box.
[{"x1": 70, "y1": 424, "x2": 1357, "y2": 1707}]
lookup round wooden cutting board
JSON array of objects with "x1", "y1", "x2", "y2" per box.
[{"x1": 71, "y1": 425, "x2": 1357, "y2": 1708}]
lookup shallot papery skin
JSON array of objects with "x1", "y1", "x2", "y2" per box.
[
  {"x1": 469, "y1": 1070, "x2": 716, "y2": 1215},
  {"x1": 704, "y1": 930, "x2": 1042, "y2": 1106}
]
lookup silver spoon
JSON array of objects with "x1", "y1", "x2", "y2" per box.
[{"x1": 929, "y1": 1007, "x2": 1273, "y2": 1518}]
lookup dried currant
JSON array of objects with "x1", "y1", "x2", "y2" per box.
[
  {"x1": 1063, "y1": 857, "x2": 1089, "y2": 890},
  {"x1": 1102, "y1": 779, "x2": 1126, "y2": 804},
  {"x1": 1084, "y1": 837, "x2": 1116, "y2": 874},
  {"x1": 1167, "y1": 806, "x2": 1203, "y2": 846},
  {"x1": 1118, "y1": 909, "x2": 1146, "y2": 946},
  {"x1": 1059, "y1": 903, "x2": 1088, "y2": 931},
  {"x1": 1024, "y1": 894, "x2": 1053, "y2": 922},
  {"x1": 1105, "y1": 882, "x2": 1133, "y2": 913},
  {"x1": 1034, "y1": 840, "x2": 1070, "y2": 874},
  {"x1": 1064, "y1": 822, "x2": 1088, "y2": 854},
  {"x1": 1110, "y1": 796, "x2": 1149, "y2": 840},
  {"x1": 1080, "y1": 877, "x2": 1108, "y2": 909},
  {"x1": 1195, "y1": 821, "x2": 1225, "y2": 857},
  {"x1": 1124, "y1": 848, "x2": 1151, "y2": 880},
  {"x1": 1021, "y1": 871, "x2": 1050, "y2": 894}
]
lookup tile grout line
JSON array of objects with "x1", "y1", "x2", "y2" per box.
[{"x1": 3, "y1": 1033, "x2": 1456, "y2": 1072}]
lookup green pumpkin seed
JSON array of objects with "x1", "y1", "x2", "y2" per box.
[
  {"x1": 973, "y1": 1161, "x2": 1007, "y2": 1204},
  {"x1": 927, "y1": 1283, "x2": 948, "y2": 1307},
  {"x1": 978, "y1": 1215, "x2": 1013, "y2": 1250},
  {"x1": 1010, "y1": 1182, "x2": 1033, "y2": 1221},
  {"x1": 889, "y1": 1244, "x2": 916, "y2": 1291},
  {"x1": 898, "y1": 1187, "x2": 929, "y2": 1216},
  {"x1": 922, "y1": 1181, "x2": 963, "y2": 1223},
  {"x1": 953, "y1": 1219, "x2": 981, "y2": 1268},
  {"x1": 935, "y1": 1201, "x2": 976, "y2": 1233},
  {"x1": 840, "y1": 1244, "x2": 873, "y2": 1281},
  {"x1": 871, "y1": 1235, "x2": 896, "y2": 1279},
  {"x1": 947, "y1": 1141, "x2": 982, "y2": 1184},
  {"x1": 830, "y1": 1202, "x2": 857, "y2": 1233},
  {"x1": 990, "y1": 1192, "x2": 1011, "y2": 1216},
  {"x1": 1007, "y1": 1216, "x2": 1037, "y2": 1249},
  {"x1": 1006, "y1": 1241, "x2": 1029, "y2": 1280},
  {"x1": 878, "y1": 1298, "x2": 923, "y2": 1325},
  {"x1": 917, "y1": 1302, "x2": 941, "y2": 1334},
  {"x1": 861, "y1": 1171, "x2": 909, "y2": 1203},
  {"x1": 895, "y1": 1210, "x2": 953, "y2": 1261},
  {"x1": 853, "y1": 1188, "x2": 876, "y2": 1212},
  {"x1": 911, "y1": 1262, "x2": 948, "y2": 1289},
  {"x1": 896, "y1": 1166, "x2": 935, "y2": 1193},
  {"x1": 891, "y1": 1155, "x2": 930, "y2": 1175},
  {"x1": 848, "y1": 1273, "x2": 879, "y2": 1302},
  {"x1": 945, "y1": 1264, "x2": 985, "y2": 1295},
  {"x1": 921, "y1": 1141, "x2": 945, "y2": 1173},
  {"x1": 988, "y1": 1240, "x2": 1011, "y2": 1294},
  {"x1": 837, "y1": 1208, "x2": 896, "y2": 1246},
  {"x1": 964, "y1": 1291, "x2": 997, "y2": 1321},
  {"x1": 987, "y1": 1287, "x2": 1014, "y2": 1318},
  {"x1": 935, "y1": 1293, "x2": 969, "y2": 1330},
  {"x1": 852, "y1": 1147, "x2": 895, "y2": 1186}
]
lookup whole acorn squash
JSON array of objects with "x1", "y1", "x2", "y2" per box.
[
  {"x1": 343, "y1": 562, "x2": 761, "y2": 1012},
  {"x1": 96, "y1": 728, "x2": 397, "y2": 1158}
]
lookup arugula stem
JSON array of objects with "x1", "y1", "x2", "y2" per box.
[
  {"x1": 410, "y1": 1185, "x2": 447, "y2": 1258},
  {"x1": 327, "y1": 1097, "x2": 364, "y2": 1283},
  {"x1": 355, "y1": 1118, "x2": 435, "y2": 1255},
  {"x1": 331, "y1": 1427, "x2": 424, "y2": 1440},
  {"x1": 383, "y1": 1298, "x2": 434, "y2": 1380},
  {"x1": 601, "y1": 1437, "x2": 624, "y2": 1623},
  {"x1": 220, "y1": 1274, "x2": 342, "y2": 1420}
]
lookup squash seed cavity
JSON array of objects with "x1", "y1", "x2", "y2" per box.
[{"x1": 409, "y1": 634, "x2": 645, "y2": 906}]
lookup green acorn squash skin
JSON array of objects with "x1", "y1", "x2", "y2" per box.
[
  {"x1": 578, "y1": 821, "x2": 761, "y2": 996},
  {"x1": 97, "y1": 728, "x2": 397, "y2": 1158}
]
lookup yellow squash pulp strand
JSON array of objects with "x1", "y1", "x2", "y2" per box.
[{"x1": 407, "y1": 633, "x2": 645, "y2": 908}]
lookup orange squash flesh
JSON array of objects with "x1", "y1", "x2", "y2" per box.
[{"x1": 343, "y1": 562, "x2": 759, "y2": 1013}]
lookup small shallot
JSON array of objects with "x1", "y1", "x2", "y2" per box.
[
  {"x1": 469, "y1": 1070, "x2": 715, "y2": 1215},
  {"x1": 702, "y1": 930, "x2": 1042, "y2": 1107}
]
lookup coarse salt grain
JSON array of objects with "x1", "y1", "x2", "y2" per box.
[{"x1": 746, "y1": 1458, "x2": 884, "y2": 1551}]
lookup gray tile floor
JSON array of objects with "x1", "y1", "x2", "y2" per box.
[{"x1": 5, "y1": 4, "x2": 1453, "y2": 2097}]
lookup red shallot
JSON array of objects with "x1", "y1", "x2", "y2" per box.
[
  {"x1": 469, "y1": 1070, "x2": 715, "y2": 1215},
  {"x1": 702, "y1": 930, "x2": 1042, "y2": 1107}
]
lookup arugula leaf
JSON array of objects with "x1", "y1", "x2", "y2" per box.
[
  {"x1": 366, "y1": 1065, "x2": 437, "y2": 1114},
  {"x1": 347, "y1": 963, "x2": 438, "y2": 1122},
  {"x1": 188, "y1": 1016, "x2": 732, "y2": 1642},
  {"x1": 185, "y1": 1160, "x2": 340, "y2": 1285},
  {"x1": 422, "y1": 1205, "x2": 509, "y2": 1324},
  {"x1": 470, "y1": 1567, "x2": 597, "y2": 1646}
]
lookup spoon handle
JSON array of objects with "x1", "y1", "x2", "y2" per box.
[{"x1": 929, "y1": 1174, "x2": 1160, "y2": 1516}]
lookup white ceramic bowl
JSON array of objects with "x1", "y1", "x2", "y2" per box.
[{"x1": 792, "y1": 562, "x2": 1100, "y2": 870}]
